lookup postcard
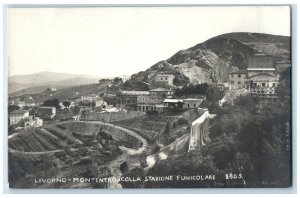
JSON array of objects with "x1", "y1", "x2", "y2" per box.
[{"x1": 6, "y1": 6, "x2": 292, "y2": 189}]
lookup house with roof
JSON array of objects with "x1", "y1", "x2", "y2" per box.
[
  {"x1": 228, "y1": 70, "x2": 248, "y2": 90},
  {"x1": 23, "y1": 116, "x2": 43, "y2": 128},
  {"x1": 116, "y1": 90, "x2": 149, "y2": 110},
  {"x1": 247, "y1": 54, "x2": 279, "y2": 95},
  {"x1": 227, "y1": 54, "x2": 279, "y2": 97},
  {"x1": 163, "y1": 99, "x2": 183, "y2": 109},
  {"x1": 183, "y1": 98, "x2": 204, "y2": 109},
  {"x1": 154, "y1": 74, "x2": 175, "y2": 86},
  {"x1": 9, "y1": 110, "x2": 30, "y2": 125}
]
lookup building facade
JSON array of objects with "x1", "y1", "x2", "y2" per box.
[
  {"x1": 117, "y1": 90, "x2": 149, "y2": 110},
  {"x1": 24, "y1": 116, "x2": 43, "y2": 128},
  {"x1": 247, "y1": 54, "x2": 279, "y2": 95},
  {"x1": 9, "y1": 110, "x2": 30, "y2": 125},
  {"x1": 137, "y1": 88, "x2": 174, "y2": 112},
  {"x1": 154, "y1": 74, "x2": 175, "y2": 86},
  {"x1": 183, "y1": 98, "x2": 204, "y2": 109},
  {"x1": 228, "y1": 70, "x2": 248, "y2": 90}
]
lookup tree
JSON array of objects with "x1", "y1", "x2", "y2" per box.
[
  {"x1": 8, "y1": 105, "x2": 19, "y2": 112},
  {"x1": 42, "y1": 98, "x2": 60, "y2": 109},
  {"x1": 205, "y1": 86, "x2": 224, "y2": 103},
  {"x1": 62, "y1": 101, "x2": 71, "y2": 108},
  {"x1": 113, "y1": 77, "x2": 123, "y2": 84}
]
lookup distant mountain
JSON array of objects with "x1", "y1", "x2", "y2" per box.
[
  {"x1": 130, "y1": 32, "x2": 291, "y2": 86},
  {"x1": 9, "y1": 71, "x2": 102, "y2": 94}
]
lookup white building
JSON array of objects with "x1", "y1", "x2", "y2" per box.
[
  {"x1": 9, "y1": 110, "x2": 30, "y2": 125},
  {"x1": 81, "y1": 94, "x2": 99, "y2": 101},
  {"x1": 24, "y1": 116, "x2": 43, "y2": 128},
  {"x1": 155, "y1": 74, "x2": 175, "y2": 86}
]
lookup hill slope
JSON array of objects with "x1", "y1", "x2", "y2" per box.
[
  {"x1": 130, "y1": 32, "x2": 290, "y2": 86},
  {"x1": 9, "y1": 71, "x2": 102, "y2": 93}
]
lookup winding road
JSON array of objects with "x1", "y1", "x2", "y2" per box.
[{"x1": 9, "y1": 120, "x2": 149, "y2": 189}]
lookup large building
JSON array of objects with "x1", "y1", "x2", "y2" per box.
[
  {"x1": 247, "y1": 54, "x2": 279, "y2": 95},
  {"x1": 228, "y1": 70, "x2": 248, "y2": 90},
  {"x1": 9, "y1": 110, "x2": 30, "y2": 125},
  {"x1": 137, "y1": 88, "x2": 174, "y2": 112},
  {"x1": 116, "y1": 90, "x2": 149, "y2": 110},
  {"x1": 154, "y1": 74, "x2": 175, "y2": 86},
  {"x1": 227, "y1": 54, "x2": 280, "y2": 96}
]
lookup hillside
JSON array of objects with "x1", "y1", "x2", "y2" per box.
[
  {"x1": 9, "y1": 71, "x2": 102, "y2": 93},
  {"x1": 129, "y1": 32, "x2": 290, "y2": 87},
  {"x1": 10, "y1": 82, "x2": 110, "y2": 103}
]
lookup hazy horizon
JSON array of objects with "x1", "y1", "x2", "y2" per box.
[{"x1": 8, "y1": 7, "x2": 291, "y2": 77}]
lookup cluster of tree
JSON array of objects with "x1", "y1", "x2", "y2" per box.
[
  {"x1": 42, "y1": 98, "x2": 60, "y2": 109},
  {"x1": 98, "y1": 78, "x2": 111, "y2": 84},
  {"x1": 79, "y1": 100, "x2": 95, "y2": 107},
  {"x1": 174, "y1": 83, "x2": 224, "y2": 103},
  {"x1": 174, "y1": 83, "x2": 208, "y2": 97},
  {"x1": 121, "y1": 79, "x2": 149, "y2": 91},
  {"x1": 8, "y1": 105, "x2": 20, "y2": 113}
]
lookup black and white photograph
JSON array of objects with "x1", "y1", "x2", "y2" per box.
[{"x1": 5, "y1": 6, "x2": 292, "y2": 189}]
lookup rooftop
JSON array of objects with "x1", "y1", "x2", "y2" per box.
[
  {"x1": 156, "y1": 74, "x2": 175, "y2": 77},
  {"x1": 229, "y1": 70, "x2": 247, "y2": 74},
  {"x1": 163, "y1": 99, "x2": 183, "y2": 103},
  {"x1": 183, "y1": 98, "x2": 204, "y2": 101},
  {"x1": 120, "y1": 90, "x2": 150, "y2": 95},
  {"x1": 247, "y1": 68, "x2": 275, "y2": 71},
  {"x1": 39, "y1": 106, "x2": 55, "y2": 109},
  {"x1": 150, "y1": 88, "x2": 173, "y2": 92}
]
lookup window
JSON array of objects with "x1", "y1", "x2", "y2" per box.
[
  {"x1": 194, "y1": 104, "x2": 196, "y2": 108},
  {"x1": 272, "y1": 83, "x2": 276, "y2": 87},
  {"x1": 187, "y1": 104, "x2": 190, "y2": 108},
  {"x1": 165, "y1": 77, "x2": 168, "y2": 80},
  {"x1": 238, "y1": 74, "x2": 241, "y2": 78},
  {"x1": 262, "y1": 83, "x2": 266, "y2": 87},
  {"x1": 161, "y1": 77, "x2": 163, "y2": 80},
  {"x1": 238, "y1": 81, "x2": 241, "y2": 85}
]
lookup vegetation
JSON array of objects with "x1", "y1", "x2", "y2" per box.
[
  {"x1": 62, "y1": 100, "x2": 71, "y2": 108},
  {"x1": 42, "y1": 98, "x2": 60, "y2": 109},
  {"x1": 126, "y1": 70, "x2": 291, "y2": 188},
  {"x1": 8, "y1": 105, "x2": 20, "y2": 113},
  {"x1": 121, "y1": 79, "x2": 149, "y2": 91}
]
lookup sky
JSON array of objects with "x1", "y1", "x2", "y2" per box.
[{"x1": 8, "y1": 6, "x2": 291, "y2": 78}]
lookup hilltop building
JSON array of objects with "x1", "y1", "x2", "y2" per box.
[
  {"x1": 247, "y1": 54, "x2": 279, "y2": 95},
  {"x1": 227, "y1": 54, "x2": 280, "y2": 96},
  {"x1": 228, "y1": 70, "x2": 248, "y2": 90},
  {"x1": 154, "y1": 74, "x2": 175, "y2": 86}
]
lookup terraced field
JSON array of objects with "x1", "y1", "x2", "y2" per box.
[
  {"x1": 114, "y1": 118, "x2": 166, "y2": 142},
  {"x1": 8, "y1": 121, "x2": 147, "y2": 188}
]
